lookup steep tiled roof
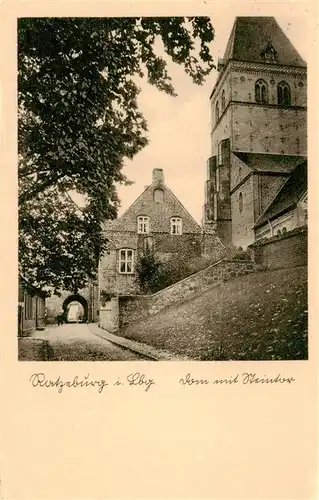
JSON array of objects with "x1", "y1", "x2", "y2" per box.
[
  {"x1": 234, "y1": 152, "x2": 306, "y2": 173},
  {"x1": 102, "y1": 170, "x2": 201, "y2": 234},
  {"x1": 254, "y1": 160, "x2": 307, "y2": 228},
  {"x1": 223, "y1": 17, "x2": 306, "y2": 68}
]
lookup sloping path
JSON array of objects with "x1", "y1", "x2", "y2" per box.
[{"x1": 28, "y1": 323, "x2": 147, "y2": 361}]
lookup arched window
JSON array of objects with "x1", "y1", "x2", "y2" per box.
[
  {"x1": 215, "y1": 101, "x2": 220, "y2": 123},
  {"x1": 221, "y1": 90, "x2": 225, "y2": 111},
  {"x1": 255, "y1": 79, "x2": 268, "y2": 104},
  {"x1": 239, "y1": 192, "x2": 243, "y2": 213},
  {"x1": 277, "y1": 81, "x2": 291, "y2": 106},
  {"x1": 153, "y1": 188, "x2": 164, "y2": 203}
]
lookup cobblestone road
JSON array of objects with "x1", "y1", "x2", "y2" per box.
[{"x1": 30, "y1": 323, "x2": 145, "y2": 361}]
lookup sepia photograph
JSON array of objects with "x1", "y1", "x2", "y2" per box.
[{"x1": 18, "y1": 14, "x2": 308, "y2": 362}]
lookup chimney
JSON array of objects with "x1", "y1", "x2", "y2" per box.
[{"x1": 152, "y1": 168, "x2": 164, "y2": 185}]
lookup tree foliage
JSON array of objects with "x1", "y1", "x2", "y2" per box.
[{"x1": 18, "y1": 17, "x2": 215, "y2": 293}]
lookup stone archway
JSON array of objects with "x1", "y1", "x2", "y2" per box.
[{"x1": 62, "y1": 294, "x2": 88, "y2": 323}]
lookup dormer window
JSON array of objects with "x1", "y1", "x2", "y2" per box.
[
  {"x1": 255, "y1": 79, "x2": 268, "y2": 104},
  {"x1": 261, "y1": 40, "x2": 277, "y2": 63},
  {"x1": 170, "y1": 217, "x2": 182, "y2": 235},
  {"x1": 153, "y1": 188, "x2": 164, "y2": 203},
  {"x1": 277, "y1": 81, "x2": 291, "y2": 106},
  {"x1": 137, "y1": 216, "x2": 149, "y2": 234}
]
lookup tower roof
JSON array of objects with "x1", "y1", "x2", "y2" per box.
[{"x1": 223, "y1": 17, "x2": 306, "y2": 68}]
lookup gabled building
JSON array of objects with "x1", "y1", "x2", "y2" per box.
[
  {"x1": 203, "y1": 17, "x2": 307, "y2": 248},
  {"x1": 99, "y1": 168, "x2": 204, "y2": 297}
]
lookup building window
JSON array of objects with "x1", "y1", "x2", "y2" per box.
[
  {"x1": 118, "y1": 249, "x2": 134, "y2": 274},
  {"x1": 277, "y1": 81, "x2": 291, "y2": 106},
  {"x1": 255, "y1": 79, "x2": 268, "y2": 104},
  {"x1": 239, "y1": 192, "x2": 243, "y2": 213},
  {"x1": 137, "y1": 216, "x2": 149, "y2": 234},
  {"x1": 153, "y1": 188, "x2": 164, "y2": 203},
  {"x1": 170, "y1": 217, "x2": 182, "y2": 235},
  {"x1": 221, "y1": 90, "x2": 225, "y2": 111},
  {"x1": 215, "y1": 101, "x2": 220, "y2": 123}
]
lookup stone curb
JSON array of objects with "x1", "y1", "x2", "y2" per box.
[{"x1": 88, "y1": 324, "x2": 183, "y2": 361}]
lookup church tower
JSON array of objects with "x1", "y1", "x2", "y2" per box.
[{"x1": 203, "y1": 17, "x2": 307, "y2": 248}]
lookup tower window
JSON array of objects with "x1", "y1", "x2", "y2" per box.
[
  {"x1": 215, "y1": 101, "x2": 220, "y2": 123},
  {"x1": 277, "y1": 81, "x2": 291, "y2": 106},
  {"x1": 153, "y1": 188, "x2": 164, "y2": 203},
  {"x1": 239, "y1": 192, "x2": 243, "y2": 213},
  {"x1": 137, "y1": 216, "x2": 149, "y2": 234},
  {"x1": 170, "y1": 217, "x2": 182, "y2": 235},
  {"x1": 255, "y1": 79, "x2": 268, "y2": 104},
  {"x1": 221, "y1": 90, "x2": 225, "y2": 111}
]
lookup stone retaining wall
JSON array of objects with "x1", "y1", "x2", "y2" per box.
[
  {"x1": 119, "y1": 259, "x2": 257, "y2": 329},
  {"x1": 249, "y1": 227, "x2": 307, "y2": 270}
]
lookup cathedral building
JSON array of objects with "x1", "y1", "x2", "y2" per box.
[{"x1": 203, "y1": 17, "x2": 307, "y2": 248}]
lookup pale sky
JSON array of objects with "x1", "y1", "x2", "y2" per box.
[{"x1": 117, "y1": 7, "x2": 309, "y2": 224}]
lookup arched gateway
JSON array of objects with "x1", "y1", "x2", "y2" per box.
[
  {"x1": 45, "y1": 283, "x2": 99, "y2": 324},
  {"x1": 62, "y1": 294, "x2": 88, "y2": 323}
]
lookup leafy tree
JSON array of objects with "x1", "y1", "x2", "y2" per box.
[{"x1": 18, "y1": 17, "x2": 215, "y2": 293}]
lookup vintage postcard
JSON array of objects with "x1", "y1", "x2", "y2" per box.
[{"x1": 0, "y1": 0, "x2": 317, "y2": 498}]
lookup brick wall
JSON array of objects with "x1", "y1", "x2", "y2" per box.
[
  {"x1": 118, "y1": 259, "x2": 257, "y2": 330},
  {"x1": 99, "y1": 229, "x2": 225, "y2": 296},
  {"x1": 230, "y1": 153, "x2": 252, "y2": 191},
  {"x1": 99, "y1": 298, "x2": 119, "y2": 333},
  {"x1": 249, "y1": 227, "x2": 307, "y2": 269},
  {"x1": 232, "y1": 104, "x2": 307, "y2": 155},
  {"x1": 231, "y1": 175, "x2": 255, "y2": 248}
]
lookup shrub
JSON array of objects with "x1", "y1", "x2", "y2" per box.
[
  {"x1": 136, "y1": 251, "x2": 213, "y2": 294},
  {"x1": 135, "y1": 248, "x2": 164, "y2": 294}
]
